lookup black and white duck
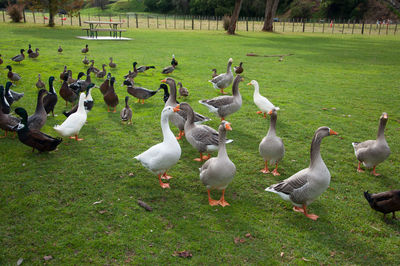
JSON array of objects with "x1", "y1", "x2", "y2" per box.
[{"x1": 43, "y1": 76, "x2": 58, "y2": 116}]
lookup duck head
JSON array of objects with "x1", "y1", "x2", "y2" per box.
[
  {"x1": 5, "y1": 81, "x2": 13, "y2": 91},
  {"x1": 159, "y1": 84, "x2": 168, "y2": 92},
  {"x1": 123, "y1": 79, "x2": 133, "y2": 86},
  {"x1": 77, "y1": 72, "x2": 86, "y2": 80},
  {"x1": 14, "y1": 107, "x2": 29, "y2": 130},
  {"x1": 220, "y1": 120, "x2": 232, "y2": 131},
  {"x1": 110, "y1": 77, "x2": 116, "y2": 85},
  {"x1": 5, "y1": 65, "x2": 12, "y2": 71},
  {"x1": 20, "y1": 49, "x2": 25, "y2": 54}
]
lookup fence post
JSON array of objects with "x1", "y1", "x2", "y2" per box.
[
  {"x1": 70, "y1": 15, "x2": 72, "y2": 26},
  {"x1": 369, "y1": 22, "x2": 372, "y2": 35},
  {"x1": 157, "y1": 16, "x2": 159, "y2": 28},
  {"x1": 183, "y1": 16, "x2": 185, "y2": 29},
  {"x1": 386, "y1": 23, "x2": 389, "y2": 35},
  {"x1": 78, "y1": 12, "x2": 81, "y2": 26},
  {"x1": 32, "y1": 10, "x2": 36, "y2": 24},
  {"x1": 394, "y1": 23, "x2": 397, "y2": 35},
  {"x1": 165, "y1": 15, "x2": 167, "y2": 29},
  {"x1": 246, "y1": 17, "x2": 248, "y2": 31},
  {"x1": 322, "y1": 20, "x2": 325, "y2": 33},
  {"x1": 43, "y1": 12, "x2": 45, "y2": 24},
  {"x1": 216, "y1": 16, "x2": 218, "y2": 30},
  {"x1": 2, "y1": 10, "x2": 5, "y2": 22},
  {"x1": 332, "y1": 19, "x2": 334, "y2": 33},
  {"x1": 174, "y1": 15, "x2": 176, "y2": 29},
  {"x1": 61, "y1": 15, "x2": 63, "y2": 26},
  {"x1": 192, "y1": 16, "x2": 194, "y2": 30},
  {"x1": 207, "y1": 16, "x2": 210, "y2": 30},
  {"x1": 292, "y1": 18, "x2": 294, "y2": 32},
  {"x1": 147, "y1": 15, "x2": 149, "y2": 28},
  {"x1": 361, "y1": 21, "x2": 364, "y2": 34},
  {"x1": 342, "y1": 21, "x2": 345, "y2": 34},
  {"x1": 23, "y1": 9, "x2": 26, "y2": 23},
  {"x1": 302, "y1": 18, "x2": 305, "y2": 32}
]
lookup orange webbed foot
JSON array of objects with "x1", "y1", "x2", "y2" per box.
[
  {"x1": 272, "y1": 169, "x2": 280, "y2": 176},
  {"x1": 218, "y1": 199, "x2": 230, "y2": 207},
  {"x1": 208, "y1": 199, "x2": 219, "y2": 206},
  {"x1": 293, "y1": 206, "x2": 305, "y2": 213},
  {"x1": 194, "y1": 158, "x2": 203, "y2": 162},
  {"x1": 161, "y1": 173, "x2": 173, "y2": 180},
  {"x1": 371, "y1": 171, "x2": 381, "y2": 176},
  {"x1": 202, "y1": 154, "x2": 211, "y2": 160},
  {"x1": 160, "y1": 182, "x2": 170, "y2": 189},
  {"x1": 260, "y1": 169, "x2": 270, "y2": 174},
  {"x1": 256, "y1": 111, "x2": 263, "y2": 114},
  {"x1": 357, "y1": 168, "x2": 365, "y2": 173},
  {"x1": 305, "y1": 213, "x2": 319, "y2": 220}
]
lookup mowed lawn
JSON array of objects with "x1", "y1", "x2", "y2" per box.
[{"x1": 0, "y1": 24, "x2": 399, "y2": 264}]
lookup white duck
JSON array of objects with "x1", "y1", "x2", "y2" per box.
[
  {"x1": 259, "y1": 108, "x2": 285, "y2": 176},
  {"x1": 352, "y1": 112, "x2": 390, "y2": 176},
  {"x1": 265, "y1": 127, "x2": 337, "y2": 220},
  {"x1": 209, "y1": 58, "x2": 233, "y2": 94},
  {"x1": 248, "y1": 80, "x2": 279, "y2": 118},
  {"x1": 53, "y1": 93, "x2": 87, "y2": 141},
  {"x1": 200, "y1": 121, "x2": 236, "y2": 207},
  {"x1": 134, "y1": 106, "x2": 182, "y2": 189}
]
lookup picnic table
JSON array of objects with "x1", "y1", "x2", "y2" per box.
[{"x1": 82, "y1": 21, "x2": 126, "y2": 39}]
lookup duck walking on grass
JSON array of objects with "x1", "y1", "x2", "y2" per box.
[
  {"x1": 0, "y1": 86, "x2": 20, "y2": 138},
  {"x1": 209, "y1": 58, "x2": 233, "y2": 94},
  {"x1": 364, "y1": 190, "x2": 400, "y2": 220},
  {"x1": 265, "y1": 127, "x2": 338, "y2": 221},
  {"x1": 5, "y1": 65, "x2": 21, "y2": 84},
  {"x1": 36, "y1": 74, "x2": 45, "y2": 89},
  {"x1": 352, "y1": 112, "x2": 390, "y2": 176},
  {"x1": 28, "y1": 89, "x2": 48, "y2": 131},
  {"x1": 11, "y1": 49, "x2": 25, "y2": 64},
  {"x1": 43, "y1": 76, "x2": 58, "y2": 117},
  {"x1": 120, "y1": 96, "x2": 133, "y2": 124},
  {"x1": 135, "y1": 106, "x2": 182, "y2": 189},
  {"x1": 248, "y1": 80, "x2": 279, "y2": 118},
  {"x1": 200, "y1": 121, "x2": 236, "y2": 207},
  {"x1": 103, "y1": 77, "x2": 118, "y2": 112}
]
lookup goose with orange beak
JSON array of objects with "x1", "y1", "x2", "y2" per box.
[
  {"x1": 199, "y1": 121, "x2": 236, "y2": 207},
  {"x1": 265, "y1": 127, "x2": 338, "y2": 220}
]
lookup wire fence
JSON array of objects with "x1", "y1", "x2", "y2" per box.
[{"x1": 1, "y1": 10, "x2": 399, "y2": 36}]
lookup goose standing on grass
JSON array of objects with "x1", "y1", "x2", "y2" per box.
[
  {"x1": 43, "y1": 76, "x2": 58, "y2": 116},
  {"x1": 211, "y1": 68, "x2": 218, "y2": 78},
  {"x1": 28, "y1": 89, "x2": 48, "y2": 131},
  {"x1": 36, "y1": 74, "x2": 45, "y2": 89},
  {"x1": 124, "y1": 79, "x2": 160, "y2": 104},
  {"x1": 137, "y1": 65, "x2": 155, "y2": 73},
  {"x1": 234, "y1": 62, "x2": 243, "y2": 74},
  {"x1": 103, "y1": 77, "x2": 118, "y2": 112},
  {"x1": 177, "y1": 82, "x2": 189, "y2": 98},
  {"x1": 200, "y1": 120, "x2": 236, "y2": 207},
  {"x1": 81, "y1": 44, "x2": 89, "y2": 53},
  {"x1": 14, "y1": 107, "x2": 62, "y2": 152},
  {"x1": 0, "y1": 86, "x2": 20, "y2": 137},
  {"x1": 5, "y1": 65, "x2": 21, "y2": 84},
  {"x1": 134, "y1": 106, "x2": 182, "y2": 189},
  {"x1": 54, "y1": 93, "x2": 87, "y2": 141},
  {"x1": 99, "y1": 73, "x2": 111, "y2": 95},
  {"x1": 200, "y1": 75, "x2": 244, "y2": 121},
  {"x1": 259, "y1": 108, "x2": 284, "y2": 175},
  {"x1": 179, "y1": 103, "x2": 232, "y2": 162},
  {"x1": 162, "y1": 77, "x2": 210, "y2": 140},
  {"x1": 11, "y1": 49, "x2": 25, "y2": 64},
  {"x1": 248, "y1": 80, "x2": 279, "y2": 118},
  {"x1": 364, "y1": 190, "x2": 400, "y2": 220},
  {"x1": 58, "y1": 45, "x2": 63, "y2": 54},
  {"x1": 29, "y1": 48, "x2": 39, "y2": 59},
  {"x1": 82, "y1": 56, "x2": 89, "y2": 66},
  {"x1": 5, "y1": 82, "x2": 24, "y2": 103},
  {"x1": 265, "y1": 127, "x2": 338, "y2": 220},
  {"x1": 352, "y1": 112, "x2": 390, "y2": 176},
  {"x1": 120, "y1": 96, "x2": 133, "y2": 124},
  {"x1": 60, "y1": 74, "x2": 78, "y2": 106},
  {"x1": 209, "y1": 58, "x2": 233, "y2": 94},
  {"x1": 109, "y1": 57, "x2": 116, "y2": 68},
  {"x1": 63, "y1": 84, "x2": 95, "y2": 117}
]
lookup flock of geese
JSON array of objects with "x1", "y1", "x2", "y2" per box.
[{"x1": 0, "y1": 44, "x2": 399, "y2": 222}]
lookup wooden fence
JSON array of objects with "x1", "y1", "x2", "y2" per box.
[{"x1": 1, "y1": 10, "x2": 399, "y2": 36}]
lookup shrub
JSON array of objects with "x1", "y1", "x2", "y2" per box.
[
  {"x1": 6, "y1": 2, "x2": 23, "y2": 23},
  {"x1": 223, "y1": 15, "x2": 230, "y2": 30}
]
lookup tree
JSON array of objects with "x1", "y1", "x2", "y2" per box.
[
  {"x1": 262, "y1": 0, "x2": 279, "y2": 32},
  {"x1": 227, "y1": 0, "x2": 243, "y2": 34}
]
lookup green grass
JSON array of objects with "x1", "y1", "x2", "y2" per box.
[{"x1": 0, "y1": 23, "x2": 400, "y2": 264}]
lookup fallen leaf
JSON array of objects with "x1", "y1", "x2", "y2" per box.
[
  {"x1": 239, "y1": 239, "x2": 246, "y2": 243},
  {"x1": 17, "y1": 258, "x2": 23, "y2": 266},
  {"x1": 302, "y1": 257, "x2": 311, "y2": 262},
  {"x1": 43, "y1": 255, "x2": 53, "y2": 261},
  {"x1": 93, "y1": 200, "x2": 103, "y2": 205},
  {"x1": 245, "y1": 233, "x2": 251, "y2": 238},
  {"x1": 138, "y1": 200, "x2": 152, "y2": 211},
  {"x1": 280, "y1": 252, "x2": 284, "y2": 258},
  {"x1": 322, "y1": 108, "x2": 328, "y2": 110},
  {"x1": 98, "y1": 210, "x2": 107, "y2": 214},
  {"x1": 330, "y1": 251, "x2": 336, "y2": 257},
  {"x1": 128, "y1": 172, "x2": 134, "y2": 176},
  {"x1": 173, "y1": 250, "x2": 192, "y2": 258},
  {"x1": 234, "y1": 237, "x2": 240, "y2": 244}
]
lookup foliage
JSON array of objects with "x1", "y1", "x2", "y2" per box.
[
  {"x1": 6, "y1": 1, "x2": 24, "y2": 22},
  {"x1": 290, "y1": 0, "x2": 314, "y2": 19},
  {"x1": 320, "y1": 0, "x2": 368, "y2": 20},
  {"x1": 222, "y1": 14, "x2": 230, "y2": 30}
]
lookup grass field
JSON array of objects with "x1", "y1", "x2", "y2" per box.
[{"x1": 0, "y1": 24, "x2": 399, "y2": 264}]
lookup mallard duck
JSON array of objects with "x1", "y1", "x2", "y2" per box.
[
  {"x1": 120, "y1": 96, "x2": 132, "y2": 124},
  {"x1": 68, "y1": 72, "x2": 86, "y2": 93},
  {"x1": 211, "y1": 68, "x2": 218, "y2": 78},
  {"x1": 0, "y1": 85, "x2": 11, "y2": 114},
  {"x1": 171, "y1": 54, "x2": 178, "y2": 67},
  {"x1": 28, "y1": 89, "x2": 48, "y2": 131},
  {"x1": 364, "y1": 190, "x2": 400, "y2": 220},
  {"x1": 4, "y1": 82, "x2": 14, "y2": 107},
  {"x1": 99, "y1": 73, "x2": 111, "y2": 95},
  {"x1": 160, "y1": 84, "x2": 172, "y2": 103},
  {"x1": 36, "y1": 74, "x2": 45, "y2": 89},
  {"x1": 248, "y1": 80, "x2": 279, "y2": 118},
  {"x1": 179, "y1": 103, "x2": 232, "y2": 161},
  {"x1": 60, "y1": 65, "x2": 68, "y2": 81},
  {"x1": 54, "y1": 93, "x2": 87, "y2": 141},
  {"x1": 58, "y1": 45, "x2": 63, "y2": 54},
  {"x1": 134, "y1": 105, "x2": 182, "y2": 189},
  {"x1": 162, "y1": 65, "x2": 175, "y2": 75},
  {"x1": 43, "y1": 76, "x2": 58, "y2": 116},
  {"x1": 81, "y1": 44, "x2": 89, "y2": 53},
  {"x1": 27, "y1": 44, "x2": 33, "y2": 54},
  {"x1": 63, "y1": 84, "x2": 95, "y2": 117},
  {"x1": 209, "y1": 58, "x2": 233, "y2": 94},
  {"x1": 89, "y1": 60, "x2": 99, "y2": 74},
  {"x1": 66, "y1": 70, "x2": 75, "y2": 84},
  {"x1": 234, "y1": 62, "x2": 243, "y2": 74},
  {"x1": 60, "y1": 74, "x2": 78, "y2": 106},
  {"x1": 103, "y1": 77, "x2": 118, "y2": 112},
  {"x1": 96, "y1": 64, "x2": 107, "y2": 78},
  {"x1": 5, "y1": 65, "x2": 21, "y2": 83},
  {"x1": 352, "y1": 113, "x2": 390, "y2": 176},
  {"x1": 124, "y1": 79, "x2": 160, "y2": 104},
  {"x1": 162, "y1": 77, "x2": 210, "y2": 140},
  {"x1": 14, "y1": 107, "x2": 62, "y2": 152},
  {"x1": 28, "y1": 48, "x2": 39, "y2": 59},
  {"x1": 109, "y1": 57, "x2": 116, "y2": 68},
  {"x1": 137, "y1": 65, "x2": 155, "y2": 73},
  {"x1": 199, "y1": 120, "x2": 235, "y2": 206},
  {"x1": 0, "y1": 86, "x2": 20, "y2": 137},
  {"x1": 11, "y1": 49, "x2": 25, "y2": 64},
  {"x1": 4, "y1": 82, "x2": 23, "y2": 107},
  {"x1": 127, "y1": 62, "x2": 138, "y2": 79},
  {"x1": 259, "y1": 108, "x2": 285, "y2": 175},
  {"x1": 82, "y1": 56, "x2": 89, "y2": 66},
  {"x1": 200, "y1": 75, "x2": 244, "y2": 121},
  {"x1": 265, "y1": 127, "x2": 338, "y2": 220},
  {"x1": 177, "y1": 82, "x2": 189, "y2": 98}
]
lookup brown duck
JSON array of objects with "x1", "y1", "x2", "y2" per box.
[{"x1": 103, "y1": 77, "x2": 118, "y2": 112}]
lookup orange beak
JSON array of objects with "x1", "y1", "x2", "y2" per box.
[
  {"x1": 268, "y1": 110, "x2": 273, "y2": 115},
  {"x1": 383, "y1": 113, "x2": 388, "y2": 119},
  {"x1": 247, "y1": 82, "x2": 252, "y2": 86},
  {"x1": 225, "y1": 122, "x2": 232, "y2": 131},
  {"x1": 329, "y1": 129, "x2": 338, "y2": 135},
  {"x1": 161, "y1": 79, "x2": 167, "y2": 83},
  {"x1": 173, "y1": 105, "x2": 180, "y2": 112}
]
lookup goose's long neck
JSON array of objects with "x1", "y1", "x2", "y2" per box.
[
  {"x1": 232, "y1": 77, "x2": 241, "y2": 96},
  {"x1": 77, "y1": 96, "x2": 86, "y2": 113},
  {"x1": 377, "y1": 118, "x2": 387, "y2": 142},
  {"x1": 184, "y1": 106, "x2": 195, "y2": 128},
  {"x1": 167, "y1": 82, "x2": 177, "y2": 105},
  {"x1": 309, "y1": 133, "x2": 324, "y2": 169},
  {"x1": 49, "y1": 80, "x2": 56, "y2": 94},
  {"x1": 226, "y1": 61, "x2": 232, "y2": 74},
  {"x1": 267, "y1": 114, "x2": 277, "y2": 138},
  {"x1": 218, "y1": 126, "x2": 228, "y2": 159},
  {"x1": 161, "y1": 113, "x2": 176, "y2": 143},
  {"x1": 253, "y1": 83, "x2": 260, "y2": 97},
  {"x1": 35, "y1": 93, "x2": 44, "y2": 112}
]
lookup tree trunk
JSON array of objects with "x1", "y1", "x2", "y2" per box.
[
  {"x1": 48, "y1": 0, "x2": 55, "y2": 27},
  {"x1": 262, "y1": 0, "x2": 279, "y2": 32},
  {"x1": 227, "y1": 0, "x2": 243, "y2": 35}
]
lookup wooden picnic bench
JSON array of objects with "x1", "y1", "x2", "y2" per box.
[{"x1": 82, "y1": 21, "x2": 126, "y2": 39}]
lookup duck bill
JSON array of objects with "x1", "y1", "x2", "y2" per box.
[
  {"x1": 161, "y1": 79, "x2": 167, "y2": 83},
  {"x1": 173, "y1": 105, "x2": 180, "y2": 112},
  {"x1": 268, "y1": 110, "x2": 273, "y2": 115},
  {"x1": 246, "y1": 82, "x2": 252, "y2": 86},
  {"x1": 383, "y1": 113, "x2": 388, "y2": 119},
  {"x1": 329, "y1": 129, "x2": 338, "y2": 135},
  {"x1": 225, "y1": 123, "x2": 232, "y2": 131}
]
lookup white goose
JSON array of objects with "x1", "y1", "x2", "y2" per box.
[
  {"x1": 53, "y1": 93, "x2": 87, "y2": 141},
  {"x1": 135, "y1": 106, "x2": 181, "y2": 189},
  {"x1": 248, "y1": 80, "x2": 279, "y2": 118},
  {"x1": 265, "y1": 127, "x2": 337, "y2": 220}
]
